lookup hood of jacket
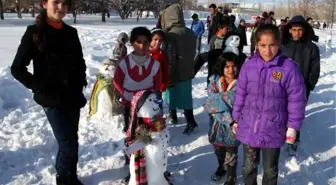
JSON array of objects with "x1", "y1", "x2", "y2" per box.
[
  {"x1": 117, "y1": 32, "x2": 129, "y2": 44},
  {"x1": 281, "y1": 15, "x2": 315, "y2": 44},
  {"x1": 161, "y1": 3, "x2": 185, "y2": 31}
]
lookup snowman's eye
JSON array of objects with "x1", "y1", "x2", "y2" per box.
[{"x1": 149, "y1": 98, "x2": 152, "y2": 102}]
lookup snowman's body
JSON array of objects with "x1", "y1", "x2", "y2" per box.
[
  {"x1": 127, "y1": 93, "x2": 170, "y2": 185},
  {"x1": 89, "y1": 59, "x2": 123, "y2": 125},
  {"x1": 129, "y1": 128, "x2": 170, "y2": 185}
]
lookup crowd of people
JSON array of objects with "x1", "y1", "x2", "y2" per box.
[{"x1": 10, "y1": 0, "x2": 321, "y2": 185}]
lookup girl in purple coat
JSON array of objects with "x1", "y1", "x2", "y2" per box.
[{"x1": 231, "y1": 24, "x2": 306, "y2": 185}]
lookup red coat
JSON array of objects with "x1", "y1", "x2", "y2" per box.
[
  {"x1": 148, "y1": 49, "x2": 168, "y2": 92},
  {"x1": 113, "y1": 54, "x2": 162, "y2": 106}
]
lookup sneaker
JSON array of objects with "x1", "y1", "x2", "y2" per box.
[{"x1": 211, "y1": 166, "x2": 226, "y2": 181}]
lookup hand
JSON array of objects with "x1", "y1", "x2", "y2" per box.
[
  {"x1": 286, "y1": 128, "x2": 297, "y2": 144},
  {"x1": 232, "y1": 123, "x2": 238, "y2": 135}
]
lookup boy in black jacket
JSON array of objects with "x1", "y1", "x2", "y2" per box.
[{"x1": 281, "y1": 15, "x2": 320, "y2": 155}]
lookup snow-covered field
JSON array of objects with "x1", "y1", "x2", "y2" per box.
[{"x1": 0, "y1": 13, "x2": 335, "y2": 185}]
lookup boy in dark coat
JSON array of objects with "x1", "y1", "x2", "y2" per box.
[{"x1": 281, "y1": 15, "x2": 320, "y2": 154}]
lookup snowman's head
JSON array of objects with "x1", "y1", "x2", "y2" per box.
[
  {"x1": 99, "y1": 59, "x2": 117, "y2": 79},
  {"x1": 137, "y1": 93, "x2": 162, "y2": 118},
  {"x1": 225, "y1": 35, "x2": 240, "y2": 48}
]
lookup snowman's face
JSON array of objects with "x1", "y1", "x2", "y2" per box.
[
  {"x1": 137, "y1": 93, "x2": 161, "y2": 118},
  {"x1": 225, "y1": 35, "x2": 240, "y2": 48},
  {"x1": 100, "y1": 64, "x2": 116, "y2": 79}
]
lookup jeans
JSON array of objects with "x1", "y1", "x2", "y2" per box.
[
  {"x1": 242, "y1": 145, "x2": 280, "y2": 185},
  {"x1": 44, "y1": 107, "x2": 80, "y2": 176}
]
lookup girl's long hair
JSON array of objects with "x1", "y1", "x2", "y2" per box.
[{"x1": 33, "y1": 0, "x2": 72, "y2": 52}]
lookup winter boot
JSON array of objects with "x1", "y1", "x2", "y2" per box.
[
  {"x1": 166, "y1": 109, "x2": 177, "y2": 124},
  {"x1": 182, "y1": 109, "x2": 198, "y2": 134},
  {"x1": 211, "y1": 166, "x2": 226, "y2": 181},
  {"x1": 56, "y1": 173, "x2": 84, "y2": 185}
]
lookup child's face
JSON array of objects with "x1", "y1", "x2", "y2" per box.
[
  {"x1": 223, "y1": 61, "x2": 237, "y2": 79},
  {"x1": 132, "y1": 35, "x2": 150, "y2": 56},
  {"x1": 257, "y1": 33, "x2": 279, "y2": 62},
  {"x1": 150, "y1": 34, "x2": 163, "y2": 50},
  {"x1": 218, "y1": 27, "x2": 228, "y2": 37},
  {"x1": 289, "y1": 25, "x2": 304, "y2": 41}
]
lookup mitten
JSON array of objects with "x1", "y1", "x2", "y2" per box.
[{"x1": 286, "y1": 128, "x2": 297, "y2": 144}]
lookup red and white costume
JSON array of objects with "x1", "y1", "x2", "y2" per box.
[{"x1": 113, "y1": 54, "x2": 162, "y2": 106}]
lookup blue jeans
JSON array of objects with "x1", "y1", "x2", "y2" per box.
[{"x1": 44, "y1": 107, "x2": 80, "y2": 176}]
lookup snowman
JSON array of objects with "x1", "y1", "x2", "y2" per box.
[
  {"x1": 124, "y1": 90, "x2": 171, "y2": 185},
  {"x1": 88, "y1": 58, "x2": 124, "y2": 121},
  {"x1": 223, "y1": 35, "x2": 240, "y2": 55}
]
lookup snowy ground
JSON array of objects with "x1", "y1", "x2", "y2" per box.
[{"x1": 0, "y1": 14, "x2": 335, "y2": 185}]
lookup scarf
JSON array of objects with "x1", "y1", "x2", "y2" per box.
[
  {"x1": 127, "y1": 115, "x2": 165, "y2": 185},
  {"x1": 89, "y1": 74, "x2": 114, "y2": 117}
]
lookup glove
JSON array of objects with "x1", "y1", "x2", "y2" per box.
[{"x1": 286, "y1": 128, "x2": 297, "y2": 144}]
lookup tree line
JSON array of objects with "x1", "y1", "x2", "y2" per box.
[{"x1": 0, "y1": 0, "x2": 187, "y2": 22}]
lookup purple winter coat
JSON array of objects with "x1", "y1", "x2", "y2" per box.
[{"x1": 232, "y1": 52, "x2": 306, "y2": 148}]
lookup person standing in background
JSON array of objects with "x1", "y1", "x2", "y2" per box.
[
  {"x1": 250, "y1": 16, "x2": 260, "y2": 55},
  {"x1": 265, "y1": 11, "x2": 276, "y2": 25},
  {"x1": 161, "y1": 3, "x2": 198, "y2": 134},
  {"x1": 191, "y1": 13, "x2": 205, "y2": 54},
  {"x1": 208, "y1": 4, "x2": 223, "y2": 44},
  {"x1": 281, "y1": 15, "x2": 320, "y2": 155},
  {"x1": 237, "y1": 19, "x2": 247, "y2": 52}
]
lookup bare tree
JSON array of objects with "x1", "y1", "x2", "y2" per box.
[
  {"x1": 293, "y1": 0, "x2": 318, "y2": 18},
  {"x1": 16, "y1": 0, "x2": 22, "y2": 18},
  {"x1": 0, "y1": 0, "x2": 4, "y2": 20}
]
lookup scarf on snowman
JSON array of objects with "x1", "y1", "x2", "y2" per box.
[{"x1": 125, "y1": 90, "x2": 165, "y2": 185}]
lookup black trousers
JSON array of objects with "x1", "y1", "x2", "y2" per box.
[
  {"x1": 242, "y1": 145, "x2": 280, "y2": 185},
  {"x1": 214, "y1": 146, "x2": 238, "y2": 178},
  {"x1": 44, "y1": 107, "x2": 80, "y2": 176}
]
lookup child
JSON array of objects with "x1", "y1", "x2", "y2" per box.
[
  {"x1": 232, "y1": 24, "x2": 306, "y2": 185},
  {"x1": 191, "y1": 13, "x2": 205, "y2": 54},
  {"x1": 114, "y1": 26, "x2": 162, "y2": 184},
  {"x1": 209, "y1": 20, "x2": 229, "y2": 50},
  {"x1": 204, "y1": 52, "x2": 241, "y2": 185},
  {"x1": 281, "y1": 15, "x2": 320, "y2": 155},
  {"x1": 148, "y1": 28, "x2": 168, "y2": 94},
  {"x1": 112, "y1": 32, "x2": 129, "y2": 61}
]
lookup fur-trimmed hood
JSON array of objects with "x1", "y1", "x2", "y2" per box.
[{"x1": 281, "y1": 15, "x2": 315, "y2": 44}]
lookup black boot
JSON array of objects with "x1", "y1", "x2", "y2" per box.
[
  {"x1": 183, "y1": 109, "x2": 198, "y2": 134},
  {"x1": 166, "y1": 109, "x2": 177, "y2": 124},
  {"x1": 211, "y1": 166, "x2": 226, "y2": 181},
  {"x1": 56, "y1": 173, "x2": 84, "y2": 185},
  {"x1": 121, "y1": 173, "x2": 130, "y2": 184}
]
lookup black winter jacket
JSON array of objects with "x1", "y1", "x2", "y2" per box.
[
  {"x1": 208, "y1": 12, "x2": 223, "y2": 44},
  {"x1": 281, "y1": 15, "x2": 320, "y2": 93},
  {"x1": 11, "y1": 23, "x2": 87, "y2": 108}
]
